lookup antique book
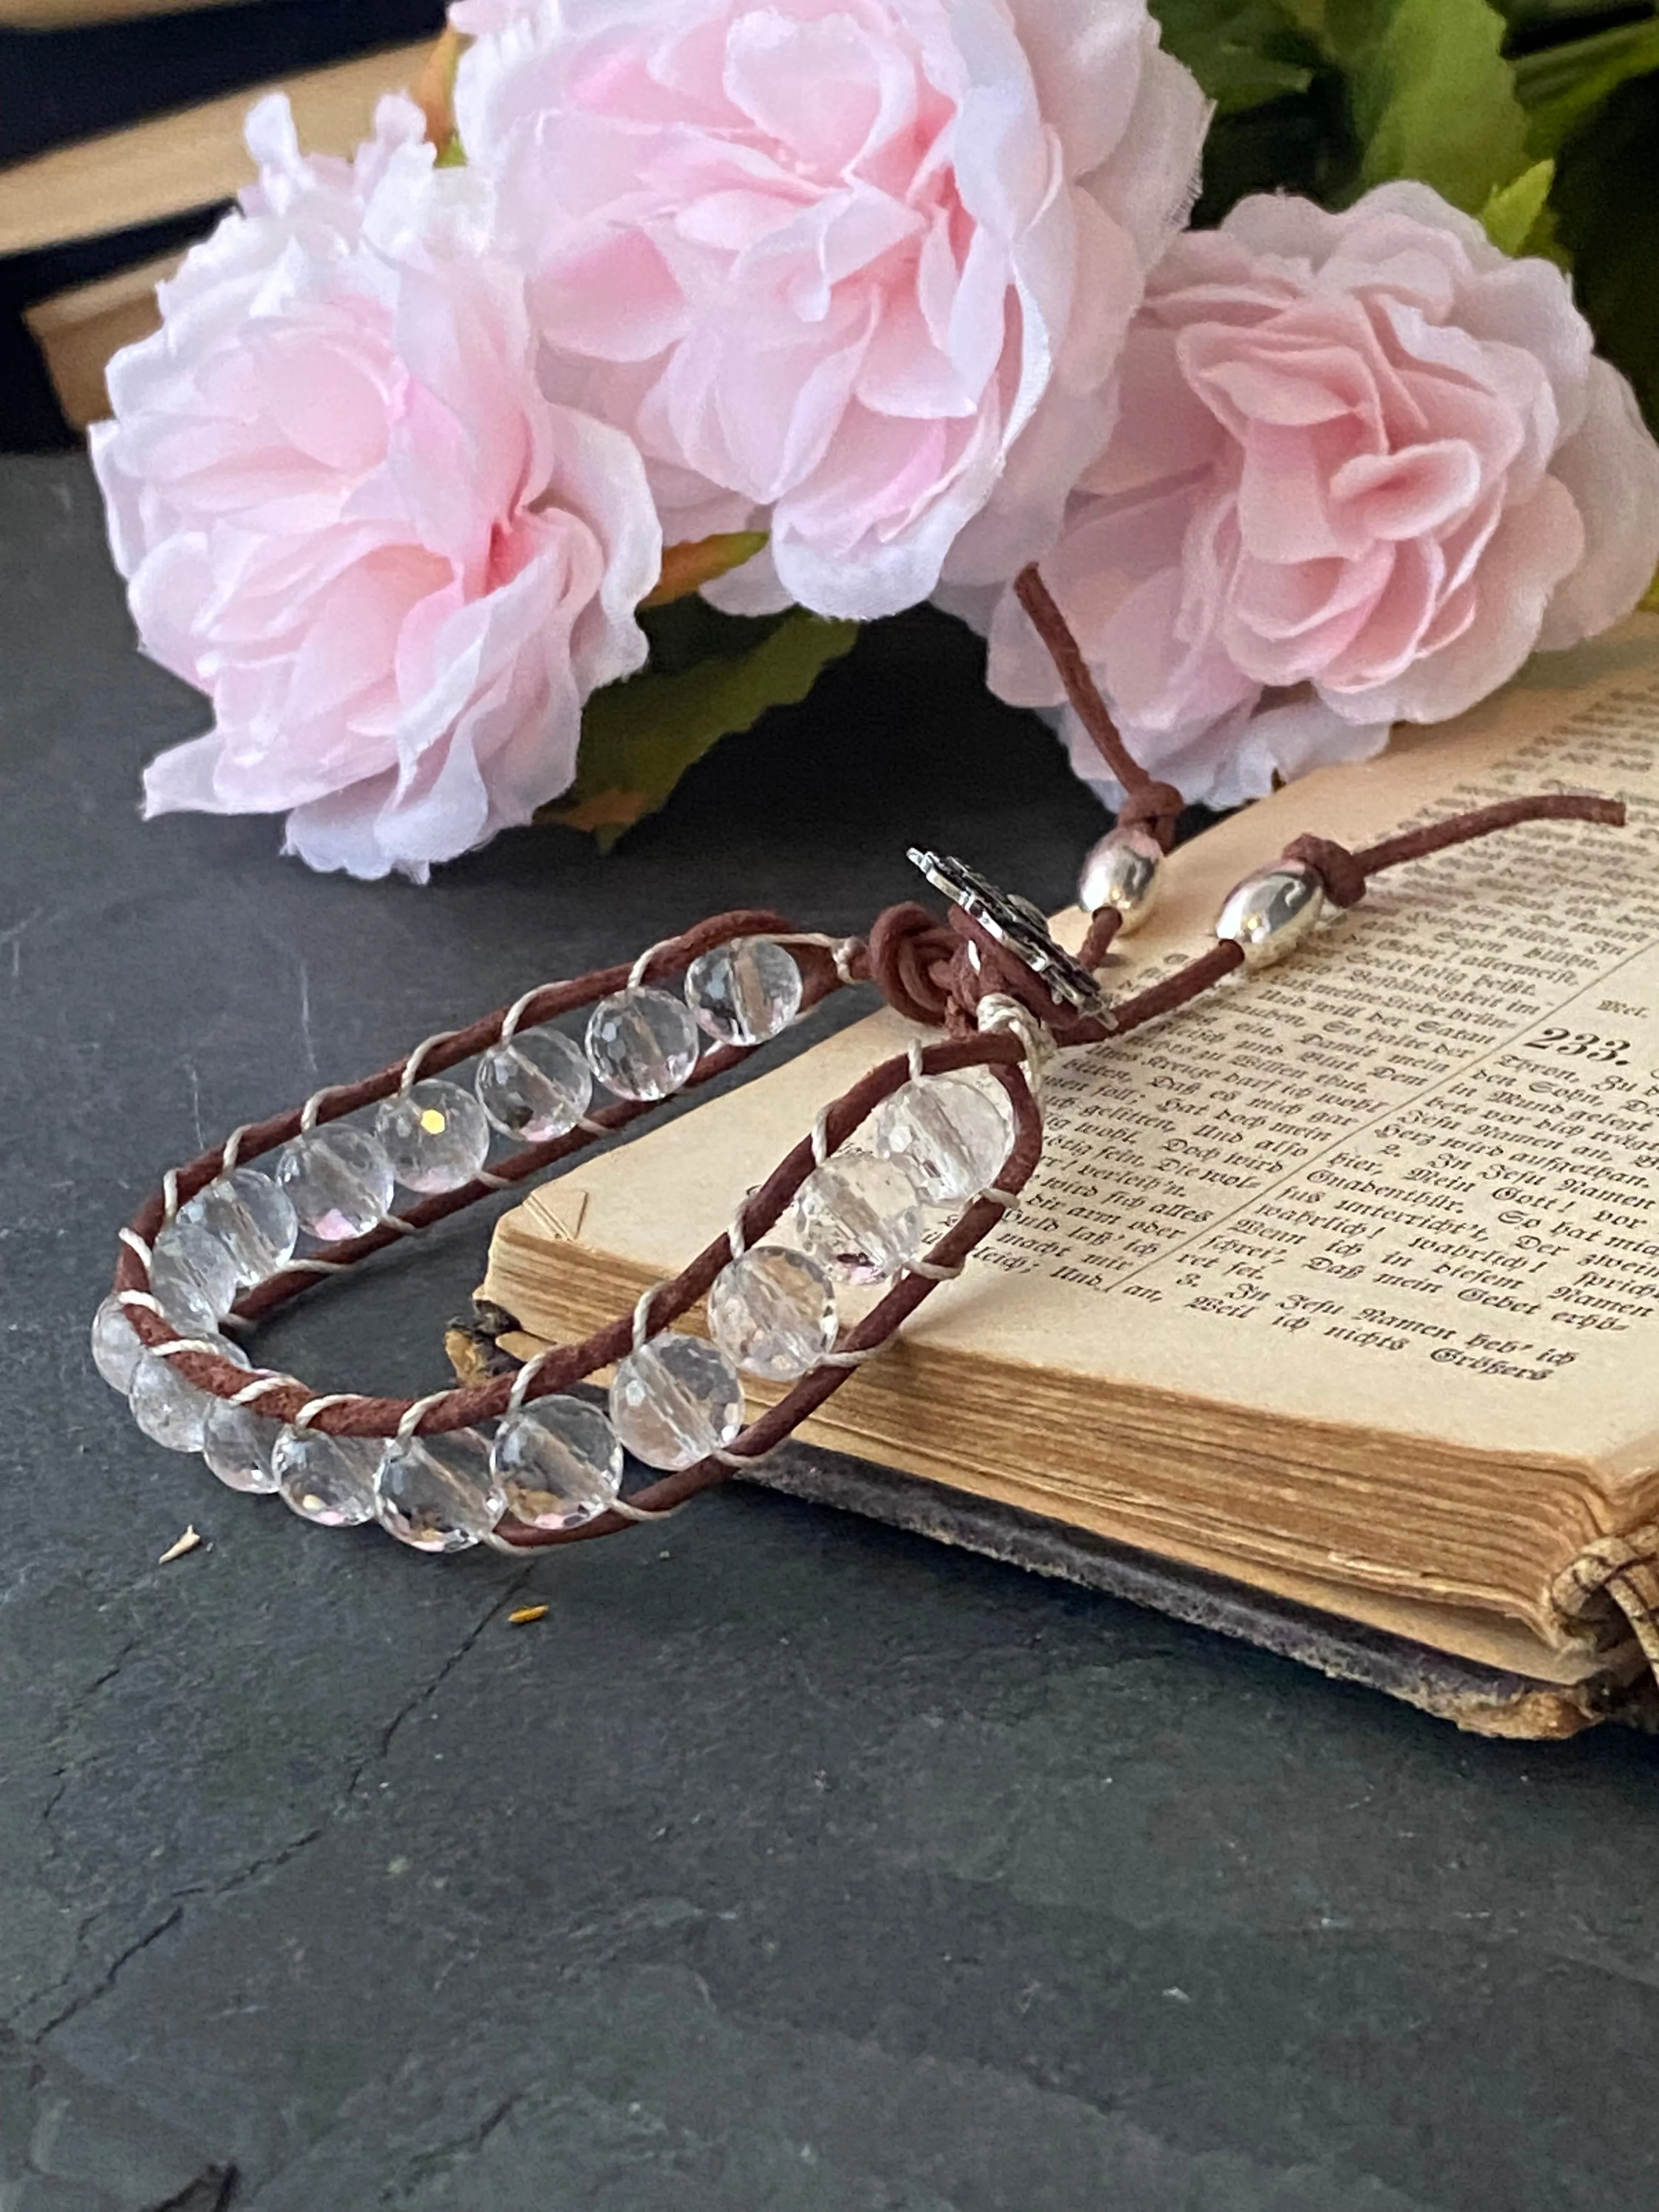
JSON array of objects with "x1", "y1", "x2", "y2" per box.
[{"x1": 480, "y1": 621, "x2": 1659, "y2": 1739}]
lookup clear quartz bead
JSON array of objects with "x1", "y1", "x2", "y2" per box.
[
  {"x1": 609, "y1": 1336, "x2": 744, "y2": 1472},
  {"x1": 273, "y1": 1427, "x2": 381, "y2": 1526},
  {"x1": 709, "y1": 1246, "x2": 838, "y2": 1381},
  {"x1": 374, "y1": 1081, "x2": 492, "y2": 1194},
  {"x1": 792, "y1": 1152, "x2": 928, "y2": 1284},
  {"x1": 91, "y1": 1295, "x2": 142, "y2": 1393},
  {"x1": 869, "y1": 1073, "x2": 1015, "y2": 1203},
  {"x1": 180, "y1": 1167, "x2": 298, "y2": 1286},
  {"x1": 475, "y1": 1031, "x2": 592, "y2": 1142},
  {"x1": 684, "y1": 939, "x2": 803, "y2": 1046},
  {"x1": 150, "y1": 1219, "x2": 239, "y2": 1333},
  {"x1": 375, "y1": 1430, "x2": 505, "y2": 1553},
  {"x1": 202, "y1": 1397, "x2": 280, "y2": 1494},
  {"x1": 490, "y1": 1398, "x2": 623, "y2": 1531},
  {"x1": 275, "y1": 1126, "x2": 396, "y2": 1243},
  {"x1": 585, "y1": 987, "x2": 699, "y2": 1101},
  {"x1": 129, "y1": 1335, "x2": 250, "y2": 1453}
]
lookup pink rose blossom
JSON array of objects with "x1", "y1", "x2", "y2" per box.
[
  {"x1": 452, "y1": 0, "x2": 1207, "y2": 620},
  {"x1": 984, "y1": 182, "x2": 1659, "y2": 810},
  {"x1": 92, "y1": 92, "x2": 661, "y2": 880}
]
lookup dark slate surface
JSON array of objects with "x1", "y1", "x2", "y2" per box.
[{"x1": 4, "y1": 450, "x2": 1659, "y2": 2212}]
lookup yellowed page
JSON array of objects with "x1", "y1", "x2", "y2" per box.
[{"x1": 489, "y1": 620, "x2": 1659, "y2": 1513}]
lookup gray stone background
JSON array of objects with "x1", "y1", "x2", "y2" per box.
[{"x1": 4, "y1": 452, "x2": 1658, "y2": 2211}]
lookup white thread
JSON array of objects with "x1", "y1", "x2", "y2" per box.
[
  {"x1": 294, "y1": 1392, "x2": 358, "y2": 1430},
  {"x1": 982, "y1": 1184, "x2": 1021, "y2": 1212},
  {"x1": 631, "y1": 1282, "x2": 668, "y2": 1350},
  {"x1": 498, "y1": 986, "x2": 545, "y2": 1045},
  {"x1": 810, "y1": 1107, "x2": 833, "y2": 1166},
  {"x1": 576, "y1": 1115, "x2": 612, "y2": 1138},
  {"x1": 906, "y1": 1038, "x2": 926, "y2": 1081},
  {"x1": 119, "y1": 1227, "x2": 153, "y2": 1269},
  {"x1": 151, "y1": 1335, "x2": 233, "y2": 1361},
  {"x1": 282, "y1": 1254, "x2": 354, "y2": 1277},
  {"x1": 371, "y1": 1210, "x2": 420, "y2": 1240},
  {"x1": 629, "y1": 935, "x2": 683, "y2": 989},
  {"x1": 476, "y1": 1169, "x2": 516, "y2": 1193},
  {"x1": 117, "y1": 1289, "x2": 165, "y2": 1317},
  {"x1": 162, "y1": 1170, "x2": 180, "y2": 1224},
  {"x1": 609, "y1": 1492, "x2": 684, "y2": 1523},
  {"x1": 298, "y1": 1085, "x2": 346, "y2": 1133},
  {"x1": 399, "y1": 1030, "x2": 458, "y2": 1092},
  {"x1": 906, "y1": 1257, "x2": 964, "y2": 1283},
  {"x1": 726, "y1": 1201, "x2": 750, "y2": 1263},
  {"x1": 713, "y1": 1446, "x2": 762, "y2": 1470},
  {"x1": 221, "y1": 1124, "x2": 255, "y2": 1173},
  {"x1": 397, "y1": 1390, "x2": 453, "y2": 1440},
  {"x1": 820, "y1": 1343, "x2": 880, "y2": 1368},
  {"x1": 482, "y1": 1526, "x2": 534, "y2": 1554},
  {"x1": 231, "y1": 1373, "x2": 296, "y2": 1407},
  {"x1": 507, "y1": 1347, "x2": 557, "y2": 1413},
  {"x1": 766, "y1": 930, "x2": 863, "y2": 986}
]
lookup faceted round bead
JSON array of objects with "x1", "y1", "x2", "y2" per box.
[
  {"x1": 684, "y1": 939, "x2": 803, "y2": 1046},
  {"x1": 375, "y1": 1430, "x2": 505, "y2": 1553},
  {"x1": 272, "y1": 1427, "x2": 381, "y2": 1526},
  {"x1": 475, "y1": 1031, "x2": 593, "y2": 1143},
  {"x1": 1077, "y1": 824, "x2": 1164, "y2": 937},
  {"x1": 129, "y1": 1335, "x2": 250, "y2": 1453},
  {"x1": 609, "y1": 1335, "x2": 744, "y2": 1472},
  {"x1": 202, "y1": 1397, "x2": 280, "y2": 1494},
  {"x1": 709, "y1": 1246, "x2": 838, "y2": 1381},
  {"x1": 91, "y1": 1294, "x2": 142, "y2": 1394},
  {"x1": 869, "y1": 1074, "x2": 1015, "y2": 1204},
  {"x1": 490, "y1": 1398, "x2": 623, "y2": 1531},
  {"x1": 585, "y1": 987, "x2": 699, "y2": 1102},
  {"x1": 150, "y1": 1220, "x2": 239, "y2": 1334},
  {"x1": 374, "y1": 1081, "x2": 492, "y2": 1195},
  {"x1": 275, "y1": 1126, "x2": 396, "y2": 1243},
  {"x1": 180, "y1": 1167, "x2": 298, "y2": 1287},
  {"x1": 792, "y1": 1151, "x2": 928, "y2": 1284}
]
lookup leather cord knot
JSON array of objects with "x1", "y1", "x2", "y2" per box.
[
  {"x1": 1282, "y1": 833, "x2": 1367, "y2": 909},
  {"x1": 1116, "y1": 779, "x2": 1185, "y2": 854},
  {"x1": 946, "y1": 907, "x2": 1076, "y2": 1035},
  {"x1": 865, "y1": 901, "x2": 958, "y2": 1028}
]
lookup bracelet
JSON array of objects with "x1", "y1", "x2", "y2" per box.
[
  {"x1": 94, "y1": 567, "x2": 1630, "y2": 1568},
  {"x1": 94, "y1": 790, "x2": 1623, "y2": 1562}
]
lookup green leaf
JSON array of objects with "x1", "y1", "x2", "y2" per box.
[
  {"x1": 544, "y1": 611, "x2": 860, "y2": 849},
  {"x1": 1150, "y1": 0, "x2": 1322, "y2": 115},
  {"x1": 1551, "y1": 67, "x2": 1659, "y2": 433},
  {"x1": 1513, "y1": 16, "x2": 1659, "y2": 154},
  {"x1": 1322, "y1": 0, "x2": 1531, "y2": 211},
  {"x1": 1479, "y1": 155, "x2": 1556, "y2": 250}
]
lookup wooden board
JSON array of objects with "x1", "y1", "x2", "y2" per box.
[
  {"x1": 0, "y1": 36, "x2": 432, "y2": 257},
  {"x1": 24, "y1": 250, "x2": 177, "y2": 428},
  {"x1": 1, "y1": 0, "x2": 248, "y2": 26}
]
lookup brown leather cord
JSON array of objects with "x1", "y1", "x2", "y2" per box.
[{"x1": 1013, "y1": 563, "x2": 1182, "y2": 851}]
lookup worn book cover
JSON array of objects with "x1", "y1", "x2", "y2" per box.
[{"x1": 478, "y1": 620, "x2": 1659, "y2": 1737}]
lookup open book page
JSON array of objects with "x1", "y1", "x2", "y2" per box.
[{"x1": 490, "y1": 621, "x2": 1659, "y2": 1531}]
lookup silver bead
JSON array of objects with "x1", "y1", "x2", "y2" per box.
[
  {"x1": 1215, "y1": 861, "x2": 1326, "y2": 969},
  {"x1": 1077, "y1": 825, "x2": 1163, "y2": 937}
]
